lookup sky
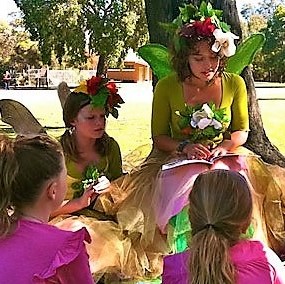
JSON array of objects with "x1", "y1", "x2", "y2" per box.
[{"x1": 1, "y1": 0, "x2": 254, "y2": 22}]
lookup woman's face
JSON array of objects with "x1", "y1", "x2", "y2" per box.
[
  {"x1": 72, "y1": 105, "x2": 106, "y2": 139},
  {"x1": 188, "y1": 41, "x2": 220, "y2": 82}
]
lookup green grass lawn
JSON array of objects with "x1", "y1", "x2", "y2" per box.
[{"x1": 0, "y1": 86, "x2": 284, "y2": 158}]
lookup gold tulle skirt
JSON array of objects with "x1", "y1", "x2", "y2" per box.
[{"x1": 51, "y1": 146, "x2": 285, "y2": 282}]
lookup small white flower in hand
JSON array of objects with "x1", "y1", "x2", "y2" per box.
[
  {"x1": 212, "y1": 29, "x2": 239, "y2": 57},
  {"x1": 197, "y1": 118, "x2": 212, "y2": 129},
  {"x1": 93, "y1": 176, "x2": 111, "y2": 193}
]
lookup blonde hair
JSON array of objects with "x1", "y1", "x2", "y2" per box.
[
  {"x1": 0, "y1": 134, "x2": 63, "y2": 237},
  {"x1": 189, "y1": 169, "x2": 252, "y2": 284}
]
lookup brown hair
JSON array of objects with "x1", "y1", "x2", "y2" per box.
[
  {"x1": 0, "y1": 134, "x2": 63, "y2": 237},
  {"x1": 171, "y1": 35, "x2": 226, "y2": 82},
  {"x1": 60, "y1": 91, "x2": 110, "y2": 161},
  {"x1": 189, "y1": 169, "x2": 252, "y2": 284}
]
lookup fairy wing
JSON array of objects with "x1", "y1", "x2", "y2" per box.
[
  {"x1": 57, "y1": 81, "x2": 71, "y2": 108},
  {"x1": 0, "y1": 99, "x2": 45, "y2": 134}
]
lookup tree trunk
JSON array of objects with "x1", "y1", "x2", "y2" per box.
[
  {"x1": 211, "y1": 0, "x2": 285, "y2": 166},
  {"x1": 144, "y1": 0, "x2": 285, "y2": 166},
  {"x1": 96, "y1": 55, "x2": 107, "y2": 77}
]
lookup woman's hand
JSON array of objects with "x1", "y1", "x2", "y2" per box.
[{"x1": 183, "y1": 143, "x2": 211, "y2": 160}]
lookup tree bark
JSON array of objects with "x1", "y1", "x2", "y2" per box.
[
  {"x1": 144, "y1": 0, "x2": 285, "y2": 166},
  {"x1": 96, "y1": 55, "x2": 107, "y2": 77},
  {"x1": 212, "y1": 0, "x2": 285, "y2": 166}
]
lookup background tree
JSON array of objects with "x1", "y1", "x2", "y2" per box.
[
  {"x1": 144, "y1": 0, "x2": 285, "y2": 166},
  {"x1": 14, "y1": 0, "x2": 148, "y2": 75},
  {"x1": 240, "y1": 1, "x2": 285, "y2": 82},
  {"x1": 0, "y1": 19, "x2": 41, "y2": 75}
]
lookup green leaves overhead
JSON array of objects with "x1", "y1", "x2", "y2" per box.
[
  {"x1": 138, "y1": 44, "x2": 172, "y2": 80},
  {"x1": 226, "y1": 33, "x2": 265, "y2": 74}
]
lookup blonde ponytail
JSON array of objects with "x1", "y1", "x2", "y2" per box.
[{"x1": 190, "y1": 228, "x2": 235, "y2": 284}]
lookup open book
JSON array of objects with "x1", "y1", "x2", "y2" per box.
[{"x1": 161, "y1": 153, "x2": 253, "y2": 171}]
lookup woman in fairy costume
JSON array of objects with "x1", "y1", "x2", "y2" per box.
[
  {"x1": 98, "y1": 3, "x2": 285, "y2": 276},
  {"x1": 150, "y1": 3, "x2": 285, "y2": 256}
]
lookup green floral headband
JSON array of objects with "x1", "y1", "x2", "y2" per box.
[
  {"x1": 73, "y1": 76, "x2": 124, "y2": 118},
  {"x1": 163, "y1": 1, "x2": 239, "y2": 57}
]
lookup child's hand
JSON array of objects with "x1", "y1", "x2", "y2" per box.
[
  {"x1": 93, "y1": 176, "x2": 111, "y2": 193},
  {"x1": 77, "y1": 187, "x2": 98, "y2": 209}
]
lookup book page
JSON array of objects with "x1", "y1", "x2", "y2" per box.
[
  {"x1": 161, "y1": 158, "x2": 213, "y2": 171},
  {"x1": 161, "y1": 152, "x2": 258, "y2": 171}
]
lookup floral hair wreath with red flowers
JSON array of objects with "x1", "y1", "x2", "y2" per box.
[
  {"x1": 73, "y1": 76, "x2": 124, "y2": 119},
  {"x1": 168, "y1": 1, "x2": 239, "y2": 57}
]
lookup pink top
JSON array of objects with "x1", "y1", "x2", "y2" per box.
[
  {"x1": 163, "y1": 240, "x2": 285, "y2": 284},
  {"x1": 0, "y1": 219, "x2": 94, "y2": 284}
]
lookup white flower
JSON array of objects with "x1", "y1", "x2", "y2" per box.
[
  {"x1": 212, "y1": 29, "x2": 239, "y2": 57},
  {"x1": 190, "y1": 104, "x2": 223, "y2": 130},
  {"x1": 93, "y1": 175, "x2": 111, "y2": 192},
  {"x1": 197, "y1": 118, "x2": 212, "y2": 129},
  {"x1": 191, "y1": 104, "x2": 214, "y2": 128},
  {"x1": 211, "y1": 119, "x2": 222, "y2": 129}
]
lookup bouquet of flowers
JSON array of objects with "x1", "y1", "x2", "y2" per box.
[
  {"x1": 176, "y1": 103, "x2": 229, "y2": 143},
  {"x1": 72, "y1": 165, "x2": 110, "y2": 199}
]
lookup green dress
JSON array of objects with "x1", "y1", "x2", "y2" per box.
[
  {"x1": 151, "y1": 72, "x2": 249, "y2": 141},
  {"x1": 65, "y1": 136, "x2": 122, "y2": 200},
  {"x1": 151, "y1": 72, "x2": 250, "y2": 252}
]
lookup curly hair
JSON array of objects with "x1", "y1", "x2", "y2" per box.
[{"x1": 171, "y1": 35, "x2": 227, "y2": 82}]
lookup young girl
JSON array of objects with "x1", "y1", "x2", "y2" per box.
[
  {"x1": 162, "y1": 170, "x2": 285, "y2": 284},
  {"x1": 52, "y1": 76, "x2": 124, "y2": 216},
  {"x1": 0, "y1": 134, "x2": 94, "y2": 283}
]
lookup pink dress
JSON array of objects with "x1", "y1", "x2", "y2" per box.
[
  {"x1": 0, "y1": 219, "x2": 94, "y2": 284},
  {"x1": 162, "y1": 240, "x2": 285, "y2": 284}
]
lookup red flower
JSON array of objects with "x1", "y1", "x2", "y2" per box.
[
  {"x1": 87, "y1": 76, "x2": 103, "y2": 95},
  {"x1": 193, "y1": 17, "x2": 215, "y2": 37},
  {"x1": 180, "y1": 17, "x2": 216, "y2": 38},
  {"x1": 106, "y1": 82, "x2": 118, "y2": 95}
]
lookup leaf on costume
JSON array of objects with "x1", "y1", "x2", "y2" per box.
[
  {"x1": 226, "y1": 33, "x2": 265, "y2": 75},
  {"x1": 138, "y1": 44, "x2": 173, "y2": 80}
]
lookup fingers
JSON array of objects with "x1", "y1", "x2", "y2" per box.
[{"x1": 186, "y1": 143, "x2": 211, "y2": 160}]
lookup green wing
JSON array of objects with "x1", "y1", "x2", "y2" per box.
[
  {"x1": 226, "y1": 33, "x2": 265, "y2": 75},
  {"x1": 138, "y1": 44, "x2": 173, "y2": 80}
]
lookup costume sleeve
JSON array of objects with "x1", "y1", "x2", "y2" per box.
[
  {"x1": 151, "y1": 76, "x2": 172, "y2": 137},
  {"x1": 55, "y1": 248, "x2": 95, "y2": 284},
  {"x1": 231, "y1": 75, "x2": 249, "y2": 132},
  {"x1": 264, "y1": 246, "x2": 285, "y2": 283},
  {"x1": 34, "y1": 228, "x2": 94, "y2": 284},
  {"x1": 108, "y1": 137, "x2": 123, "y2": 180}
]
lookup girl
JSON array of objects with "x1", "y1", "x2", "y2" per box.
[
  {"x1": 163, "y1": 169, "x2": 285, "y2": 284},
  {"x1": 0, "y1": 134, "x2": 94, "y2": 283}
]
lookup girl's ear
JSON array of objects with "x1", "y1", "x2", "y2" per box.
[{"x1": 46, "y1": 181, "x2": 57, "y2": 201}]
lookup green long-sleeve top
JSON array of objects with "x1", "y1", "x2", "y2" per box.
[
  {"x1": 151, "y1": 72, "x2": 249, "y2": 142},
  {"x1": 65, "y1": 136, "x2": 122, "y2": 200}
]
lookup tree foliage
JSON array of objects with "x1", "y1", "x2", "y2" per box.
[
  {"x1": 14, "y1": 0, "x2": 148, "y2": 74},
  {"x1": 0, "y1": 19, "x2": 41, "y2": 73},
  {"x1": 240, "y1": 1, "x2": 285, "y2": 82}
]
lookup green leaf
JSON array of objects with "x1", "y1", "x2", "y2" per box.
[
  {"x1": 90, "y1": 90, "x2": 109, "y2": 108},
  {"x1": 226, "y1": 33, "x2": 265, "y2": 74},
  {"x1": 138, "y1": 44, "x2": 173, "y2": 80}
]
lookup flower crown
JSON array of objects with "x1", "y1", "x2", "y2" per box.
[
  {"x1": 167, "y1": 1, "x2": 239, "y2": 57},
  {"x1": 73, "y1": 76, "x2": 124, "y2": 118}
]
